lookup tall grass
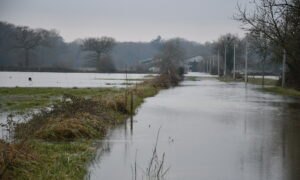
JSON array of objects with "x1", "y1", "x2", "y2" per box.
[{"x1": 132, "y1": 128, "x2": 170, "y2": 180}]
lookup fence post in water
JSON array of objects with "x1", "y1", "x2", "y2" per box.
[
  {"x1": 218, "y1": 49, "x2": 220, "y2": 77},
  {"x1": 130, "y1": 91, "x2": 134, "y2": 132},
  {"x1": 282, "y1": 49, "x2": 286, "y2": 88},
  {"x1": 245, "y1": 41, "x2": 248, "y2": 86},
  {"x1": 125, "y1": 89, "x2": 128, "y2": 107},
  {"x1": 233, "y1": 44, "x2": 236, "y2": 80},
  {"x1": 124, "y1": 65, "x2": 128, "y2": 107},
  {"x1": 224, "y1": 45, "x2": 227, "y2": 76}
]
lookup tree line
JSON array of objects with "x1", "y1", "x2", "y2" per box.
[{"x1": 0, "y1": 22, "x2": 212, "y2": 73}]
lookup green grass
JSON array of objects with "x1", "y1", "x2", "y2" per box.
[
  {"x1": 260, "y1": 86, "x2": 300, "y2": 98},
  {"x1": 217, "y1": 76, "x2": 277, "y2": 86},
  {"x1": 0, "y1": 87, "x2": 119, "y2": 97},
  {"x1": 0, "y1": 87, "x2": 121, "y2": 111},
  {"x1": 248, "y1": 78, "x2": 277, "y2": 86},
  {"x1": 185, "y1": 76, "x2": 198, "y2": 81},
  {"x1": 5, "y1": 140, "x2": 96, "y2": 180}
]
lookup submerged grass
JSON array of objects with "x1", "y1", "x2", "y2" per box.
[{"x1": 0, "y1": 75, "x2": 168, "y2": 179}]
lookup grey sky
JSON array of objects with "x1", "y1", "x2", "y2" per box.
[{"x1": 0, "y1": 0, "x2": 249, "y2": 43}]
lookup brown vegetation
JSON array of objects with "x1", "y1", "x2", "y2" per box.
[{"x1": 0, "y1": 140, "x2": 39, "y2": 179}]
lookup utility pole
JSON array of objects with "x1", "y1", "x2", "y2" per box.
[
  {"x1": 212, "y1": 56, "x2": 215, "y2": 73},
  {"x1": 245, "y1": 42, "x2": 248, "y2": 85},
  {"x1": 224, "y1": 45, "x2": 227, "y2": 76},
  {"x1": 206, "y1": 59, "x2": 209, "y2": 73},
  {"x1": 125, "y1": 64, "x2": 128, "y2": 107},
  {"x1": 233, "y1": 44, "x2": 236, "y2": 80},
  {"x1": 210, "y1": 57, "x2": 212, "y2": 74},
  {"x1": 218, "y1": 49, "x2": 220, "y2": 76},
  {"x1": 282, "y1": 49, "x2": 286, "y2": 88}
]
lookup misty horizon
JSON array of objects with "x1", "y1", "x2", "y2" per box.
[{"x1": 0, "y1": 0, "x2": 249, "y2": 43}]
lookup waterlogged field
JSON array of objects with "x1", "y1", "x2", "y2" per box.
[
  {"x1": 0, "y1": 72, "x2": 155, "y2": 140},
  {"x1": 0, "y1": 71, "x2": 154, "y2": 88},
  {"x1": 0, "y1": 71, "x2": 155, "y2": 112}
]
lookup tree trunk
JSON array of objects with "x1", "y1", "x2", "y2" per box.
[
  {"x1": 25, "y1": 49, "x2": 29, "y2": 68},
  {"x1": 282, "y1": 49, "x2": 286, "y2": 88},
  {"x1": 262, "y1": 56, "x2": 266, "y2": 88}
]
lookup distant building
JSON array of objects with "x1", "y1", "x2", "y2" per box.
[
  {"x1": 139, "y1": 55, "x2": 204, "y2": 73},
  {"x1": 139, "y1": 58, "x2": 161, "y2": 73},
  {"x1": 75, "y1": 67, "x2": 97, "y2": 72},
  {"x1": 149, "y1": 67, "x2": 160, "y2": 73},
  {"x1": 183, "y1": 56, "x2": 204, "y2": 72}
]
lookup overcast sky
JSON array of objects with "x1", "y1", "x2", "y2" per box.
[{"x1": 0, "y1": 0, "x2": 250, "y2": 43}]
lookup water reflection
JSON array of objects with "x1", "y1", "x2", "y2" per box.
[{"x1": 88, "y1": 77, "x2": 300, "y2": 180}]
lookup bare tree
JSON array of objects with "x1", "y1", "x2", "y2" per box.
[
  {"x1": 158, "y1": 39, "x2": 185, "y2": 75},
  {"x1": 248, "y1": 32, "x2": 272, "y2": 87},
  {"x1": 81, "y1": 37, "x2": 116, "y2": 72},
  {"x1": 13, "y1": 26, "x2": 49, "y2": 67},
  {"x1": 154, "y1": 39, "x2": 186, "y2": 86},
  {"x1": 235, "y1": 0, "x2": 289, "y2": 47},
  {"x1": 214, "y1": 34, "x2": 241, "y2": 76},
  {"x1": 235, "y1": 0, "x2": 300, "y2": 88}
]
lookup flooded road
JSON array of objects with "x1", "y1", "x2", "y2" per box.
[{"x1": 89, "y1": 74, "x2": 300, "y2": 180}]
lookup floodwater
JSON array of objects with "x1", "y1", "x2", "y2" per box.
[
  {"x1": 88, "y1": 73, "x2": 300, "y2": 180},
  {"x1": 0, "y1": 71, "x2": 153, "y2": 88}
]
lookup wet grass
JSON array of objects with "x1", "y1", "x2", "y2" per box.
[
  {"x1": 105, "y1": 82, "x2": 137, "y2": 86},
  {"x1": 185, "y1": 76, "x2": 198, "y2": 81},
  {"x1": 217, "y1": 76, "x2": 277, "y2": 86},
  {"x1": 0, "y1": 87, "x2": 120, "y2": 111},
  {"x1": 0, "y1": 87, "x2": 118, "y2": 96},
  {"x1": 260, "y1": 87, "x2": 300, "y2": 98},
  {"x1": 3, "y1": 140, "x2": 95, "y2": 180},
  {"x1": 95, "y1": 78, "x2": 145, "y2": 81}
]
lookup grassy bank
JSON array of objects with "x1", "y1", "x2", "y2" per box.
[
  {"x1": 0, "y1": 76, "x2": 171, "y2": 179},
  {"x1": 217, "y1": 76, "x2": 277, "y2": 86},
  {"x1": 259, "y1": 86, "x2": 300, "y2": 98}
]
